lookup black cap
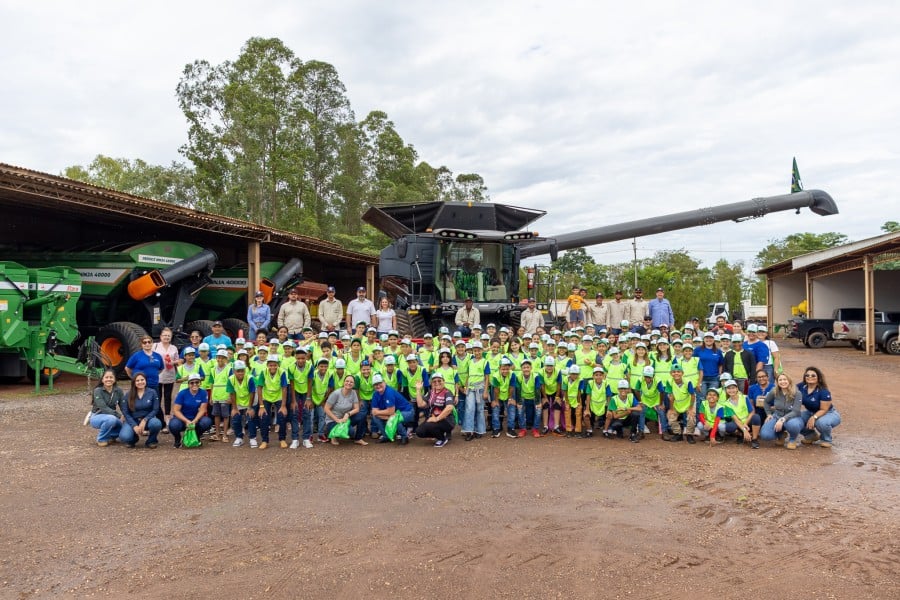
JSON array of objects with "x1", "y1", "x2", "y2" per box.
[
  {"x1": 635, "y1": 288, "x2": 642, "y2": 293},
  {"x1": 212, "y1": 320, "x2": 223, "y2": 326}
]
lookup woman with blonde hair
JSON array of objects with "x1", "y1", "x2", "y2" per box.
[{"x1": 759, "y1": 373, "x2": 804, "y2": 449}]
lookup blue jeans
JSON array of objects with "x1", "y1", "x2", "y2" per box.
[
  {"x1": 371, "y1": 408, "x2": 414, "y2": 440},
  {"x1": 118, "y1": 417, "x2": 163, "y2": 446},
  {"x1": 463, "y1": 388, "x2": 486, "y2": 434},
  {"x1": 302, "y1": 403, "x2": 326, "y2": 440},
  {"x1": 500, "y1": 401, "x2": 519, "y2": 431},
  {"x1": 90, "y1": 414, "x2": 122, "y2": 443},
  {"x1": 801, "y1": 409, "x2": 841, "y2": 443},
  {"x1": 760, "y1": 416, "x2": 803, "y2": 442},
  {"x1": 491, "y1": 400, "x2": 513, "y2": 432},
  {"x1": 168, "y1": 416, "x2": 213, "y2": 443},
  {"x1": 280, "y1": 398, "x2": 300, "y2": 442},
  {"x1": 700, "y1": 376, "x2": 719, "y2": 399},
  {"x1": 456, "y1": 390, "x2": 466, "y2": 431},
  {"x1": 231, "y1": 408, "x2": 251, "y2": 439},
  {"x1": 258, "y1": 400, "x2": 283, "y2": 443},
  {"x1": 521, "y1": 399, "x2": 541, "y2": 430},
  {"x1": 640, "y1": 404, "x2": 667, "y2": 434},
  {"x1": 763, "y1": 365, "x2": 775, "y2": 382},
  {"x1": 323, "y1": 412, "x2": 368, "y2": 440}
]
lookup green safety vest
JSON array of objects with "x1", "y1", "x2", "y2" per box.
[
  {"x1": 356, "y1": 372, "x2": 375, "y2": 402},
  {"x1": 586, "y1": 379, "x2": 610, "y2": 415},
  {"x1": 564, "y1": 377, "x2": 581, "y2": 408},
  {"x1": 433, "y1": 366, "x2": 457, "y2": 395},
  {"x1": 259, "y1": 368, "x2": 285, "y2": 403},
  {"x1": 575, "y1": 349, "x2": 597, "y2": 380},
  {"x1": 722, "y1": 394, "x2": 750, "y2": 421},
  {"x1": 228, "y1": 373, "x2": 253, "y2": 408},
  {"x1": 403, "y1": 366, "x2": 425, "y2": 393},
  {"x1": 177, "y1": 361, "x2": 203, "y2": 392},
  {"x1": 628, "y1": 360, "x2": 650, "y2": 389},
  {"x1": 290, "y1": 361, "x2": 312, "y2": 394},
  {"x1": 610, "y1": 392, "x2": 635, "y2": 413},
  {"x1": 731, "y1": 352, "x2": 748, "y2": 379},
  {"x1": 383, "y1": 368, "x2": 401, "y2": 390},
  {"x1": 492, "y1": 372, "x2": 514, "y2": 401},
  {"x1": 310, "y1": 371, "x2": 332, "y2": 405},
  {"x1": 208, "y1": 365, "x2": 232, "y2": 402},
  {"x1": 669, "y1": 380, "x2": 694, "y2": 413},
  {"x1": 679, "y1": 356, "x2": 700, "y2": 386},
  {"x1": 486, "y1": 352, "x2": 504, "y2": 375},
  {"x1": 454, "y1": 353, "x2": 470, "y2": 386},
  {"x1": 345, "y1": 353, "x2": 365, "y2": 377},
  {"x1": 467, "y1": 357, "x2": 489, "y2": 389},
  {"x1": 605, "y1": 361, "x2": 629, "y2": 384},
  {"x1": 699, "y1": 400, "x2": 721, "y2": 424},
  {"x1": 638, "y1": 377, "x2": 663, "y2": 408},
  {"x1": 541, "y1": 369, "x2": 559, "y2": 395},
  {"x1": 518, "y1": 372, "x2": 537, "y2": 400}
]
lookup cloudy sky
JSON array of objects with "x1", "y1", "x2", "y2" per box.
[{"x1": 2, "y1": 1, "x2": 898, "y2": 272}]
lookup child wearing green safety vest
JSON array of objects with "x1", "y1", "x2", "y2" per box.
[
  {"x1": 175, "y1": 347, "x2": 205, "y2": 393},
  {"x1": 207, "y1": 350, "x2": 233, "y2": 442},
  {"x1": 228, "y1": 360, "x2": 257, "y2": 447},
  {"x1": 506, "y1": 338, "x2": 526, "y2": 376},
  {"x1": 279, "y1": 342, "x2": 295, "y2": 372},
  {"x1": 720, "y1": 379, "x2": 761, "y2": 448},
  {"x1": 370, "y1": 347, "x2": 386, "y2": 378},
  {"x1": 197, "y1": 344, "x2": 214, "y2": 391},
  {"x1": 575, "y1": 335, "x2": 598, "y2": 382},
  {"x1": 696, "y1": 388, "x2": 725, "y2": 444},
  {"x1": 401, "y1": 353, "x2": 429, "y2": 433},
  {"x1": 635, "y1": 365, "x2": 668, "y2": 437},
  {"x1": 432, "y1": 350, "x2": 459, "y2": 396},
  {"x1": 628, "y1": 343, "x2": 652, "y2": 389},
  {"x1": 561, "y1": 364, "x2": 585, "y2": 436},
  {"x1": 289, "y1": 348, "x2": 314, "y2": 448},
  {"x1": 490, "y1": 357, "x2": 518, "y2": 438},
  {"x1": 381, "y1": 355, "x2": 404, "y2": 391},
  {"x1": 255, "y1": 356, "x2": 288, "y2": 450},
  {"x1": 354, "y1": 361, "x2": 377, "y2": 439},
  {"x1": 516, "y1": 359, "x2": 541, "y2": 437},
  {"x1": 249, "y1": 347, "x2": 268, "y2": 380},
  {"x1": 678, "y1": 344, "x2": 701, "y2": 390},
  {"x1": 603, "y1": 379, "x2": 642, "y2": 442},
  {"x1": 307, "y1": 358, "x2": 334, "y2": 443},
  {"x1": 541, "y1": 356, "x2": 564, "y2": 435},
  {"x1": 603, "y1": 347, "x2": 630, "y2": 384},
  {"x1": 461, "y1": 342, "x2": 490, "y2": 440},
  {"x1": 344, "y1": 338, "x2": 366, "y2": 377},
  {"x1": 665, "y1": 365, "x2": 697, "y2": 443},
  {"x1": 583, "y1": 366, "x2": 612, "y2": 437},
  {"x1": 651, "y1": 339, "x2": 675, "y2": 389},
  {"x1": 418, "y1": 334, "x2": 436, "y2": 370}
]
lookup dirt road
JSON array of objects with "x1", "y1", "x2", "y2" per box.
[{"x1": 0, "y1": 343, "x2": 897, "y2": 599}]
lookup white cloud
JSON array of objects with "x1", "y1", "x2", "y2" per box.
[{"x1": 1, "y1": 0, "x2": 898, "y2": 268}]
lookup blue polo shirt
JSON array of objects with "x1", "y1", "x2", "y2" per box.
[
  {"x1": 174, "y1": 387, "x2": 209, "y2": 420},
  {"x1": 743, "y1": 339, "x2": 770, "y2": 367},
  {"x1": 202, "y1": 333, "x2": 234, "y2": 350},
  {"x1": 371, "y1": 385, "x2": 412, "y2": 413},
  {"x1": 125, "y1": 351, "x2": 165, "y2": 387},
  {"x1": 695, "y1": 347, "x2": 723, "y2": 378},
  {"x1": 797, "y1": 384, "x2": 833, "y2": 412}
]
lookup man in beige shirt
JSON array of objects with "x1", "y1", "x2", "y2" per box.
[
  {"x1": 455, "y1": 298, "x2": 480, "y2": 337},
  {"x1": 625, "y1": 288, "x2": 649, "y2": 327},
  {"x1": 586, "y1": 292, "x2": 610, "y2": 329},
  {"x1": 520, "y1": 298, "x2": 544, "y2": 335},
  {"x1": 318, "y1": 286, "x2": 343, "y2": 332},
  {"x1": 607, "y1": 290, "x2": 628, "y2": 334},
  {"x1": 277, "y1": 288, "x2": 311, "y2": 339}
]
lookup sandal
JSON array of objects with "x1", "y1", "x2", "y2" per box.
[
  {"x1": 354, "y1": 439, "x2": 369, "y2": 446},
  {"x1": 330, "y1": 438, "x2": 340, "y2": 446}
]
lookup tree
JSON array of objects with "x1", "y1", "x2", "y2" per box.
[
  {"x1": 750, "y1": 232, "x2": 850, "y2": 304},
  {"x1": 63, "y1": 155, "x2": 198, "y2": 205},
  {"x1": 882, "y1": 221, "x2": 900, "y2": 233}
]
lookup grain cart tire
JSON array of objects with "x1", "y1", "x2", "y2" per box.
[
  {"x1": 185, "y1": 320, "x2": 216, "y2": 337},
  {"x1": 97, "y1": 321, "x2": 148, "y2": 378},
  {"x1": 222, "y1": 318, "x2": 250, "y2": 341}
]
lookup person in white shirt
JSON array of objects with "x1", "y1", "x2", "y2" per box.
[
  {"x1": 318, "y1": 286, "x2": 343, "y2": 332},
  {"x1": 455, "y1": 297, "x2": 480, "y2": 337},
  {"x1": 346, "y1": 286, "x2": 376, "y2": 334}
]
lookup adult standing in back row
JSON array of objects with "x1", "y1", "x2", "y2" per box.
[
  {"x1": 318, "y1": 286, "x2": 344, "y2": 333},
  {"x1": 278, "y1": 287, "x2": 311, "y2": 341},
  {"x1": 346, "y1": 286, "x2": 376, "y2": 335},
  {"x1": 647, "y1": 288, "x2": 675, "y2": 329}
]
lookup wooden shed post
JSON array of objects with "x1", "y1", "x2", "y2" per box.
[
  {"x1": 248, "y1": 241, "x2": 261, "y2": 307},
  {"x1": 366, "y1": 264, "x2": 376, "y2": 301},
  {"x1": 864, "y1": 254, "x2": 875, "y2": 356}
]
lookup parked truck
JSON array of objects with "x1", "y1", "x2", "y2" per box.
[
  {"x1": 833, "y1": 311, "x2": 900, "y2": 354},
  {"x1": 364, "y1": 189, "x2": 838, "y2": 335},
  {"x1": 5, "y1": 242, "x2": 217, "y2": 375},
  {"x1": 0, "y1": 261, "x2": 104, "y2": 390},
  {"x1": 706, "y1": 300, "x2": 767, "y2": 326},
  {"x1": 788, "y1": 307, "x2": 871, "y2": 349}
]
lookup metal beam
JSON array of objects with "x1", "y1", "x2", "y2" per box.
[{"x1": 247, "y1": 241, "x2": 261, "y2": 308}]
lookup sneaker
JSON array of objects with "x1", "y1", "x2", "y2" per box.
[
  {"x1": 146, "y1": 442, "x2": 158, "y2": 449},
  {"x1": 575, "y1": 432, "x2": 587, "y2": 439},
  {"x1": 492, "y1": 430, "x2": 501, "y2": 438},
  {"x1": 751, "y1": 440, "x2": 760, "y2": 449},
  {"x1": 377, "y1": 436, "x2": 390, "y2": 444},
  {"x1": 220, "y1": 434, "x2": 229, "y2": 443},
  {"x1": 629, "y1": 433, "x2": 639, "y2": 443},
  {"x1": 786, "y1": 441, "x2": 798, "y2": 450},
  {"x1": 259, "y1": 442, "x2": 268, "y2": 450},
  {"x1": 209, "y1": 433, "x2": 220, "y2": 442},
  {"x1": 233, "y1": 438, "x2": 244, "y2": 447},
  {"x1": 532, "y1": 429, "x2": 541, "y2": 438},
  {"x1": 552, "y1": 428, "x2": 565, "y2": 437},
  {"x1": 540, "y1": 427, "x2": 549, "y2": 435},
  {"x1": 399, "y1": 437, "x2": 409, "y2": 445},
  {"x1": 668, "y1": 434, "x2": 682, "y2": 442},
  {"x1": 686, "y1": 435, "x2": 696, "y2": 445},
  {"x1": 602, "y1": 430, "x2": 612, "y2": 438},
  {"x1": 506, "y1": 429, "x2": 516, "y2": 438},
  {"x1": 371, "y1": 432, "x2": 381, "y2": 440},
  {"x1": 173, "y1": 440, "x2": 182, "y2": 449},
  {"x1": 818, "y1": 441, "x2": 832, "y2": 448},
  {"x1": 227, "y1": 428, "x2": 234, "y2": 436},
  {"x1": 643, "y1": 425, "x2": 650, "y2": 434},
  {"x1": 302, "y1": 439, "x2": 314, "y2": 449},
  {"x1": 736, "y1": 436, "x2": 744, "y2": 444},
  {"x1": 565, "y1": 431, "x2": 574, "y2": 438},
  {"x1": 585, "y1": 429, "x2": 594, "y2": 438},
  {"x1": 318, "y1": 435, "x2": 328, "y2": 443},
  {"x1": 516, "y1": 429, "x2": 526, "y2": 438},
  {"x1": 97, "y1": 441, "x2": 109, "y2": 447},
  {"x1": 434, "y1": 438, "x2": 448, "y2": 448},
  {"x1": 289, "y1": 440, "x2": 300, "y2": 449},
  {"x1": 280, "y1": 440, "x2": 288, "y2": 449},
  {"x1": 801, "y1": 432, "x2": 820, "y2": 445},
  {"x1": 249, "y1": 438, "x2": 258, "y2": 448},
  {"x1": 464, "y1": 432, "x2": 474, "y2": 442},
  {"x1": 474, "y1": 433, "x2": 483, "y2": 439}
]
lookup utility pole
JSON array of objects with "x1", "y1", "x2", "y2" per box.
[{"x1": 632, "y1": 238, "x2": 638, "y2": 289}]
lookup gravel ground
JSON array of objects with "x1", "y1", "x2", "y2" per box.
[{"x1": 0, "y1": 343, "x2": 897, "y2": 599}]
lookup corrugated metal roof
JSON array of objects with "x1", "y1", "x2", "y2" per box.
[
  {"x1": 755, "y1": 230, "x2": 900, "y2": 275},
  {"x1": 0, "y1": 162, "x2": 377, "y2": 265}
]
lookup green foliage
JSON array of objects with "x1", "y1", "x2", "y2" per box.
[
  {"x1": 882, "y1": 221, "x2": 900, "y2": 233},
  {"x1": 753, "y1": 232, "x2": 849, "y2": 269},
  {"x1": 63, "y1": 155, "x2": 198, "y2": 205}
]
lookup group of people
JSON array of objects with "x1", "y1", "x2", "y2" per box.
[{"x1": 89, "y1": 284, "x2": 841, "y2": 451}]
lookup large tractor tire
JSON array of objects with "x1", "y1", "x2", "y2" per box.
[
  {"x1": 97, "y1": 321, "x2": 148, "y2": 378},
  {"x1": 395, "y1": 309, "x2": 428, "y2": 338},
  {"x1": 221, "y1": 318, "x2": 250, "y2": 341},
  {"x1": 185, "y1": 320, "x2": 216, "y2": 338}
]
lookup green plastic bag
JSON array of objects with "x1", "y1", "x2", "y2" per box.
[
  {"x1": 182, "y1": 423, "x2": 201, "y2": 448},
  {"x1": 384, "y1": 412, "x2": 403, "y2": 441},
  {"x1": 329, "y1": 420, "x2": 350, "y2": 440}
]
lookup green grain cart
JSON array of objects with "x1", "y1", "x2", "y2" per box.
[{"x1": 0, "y1": 261, "x2": 104, "y2": 390}]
